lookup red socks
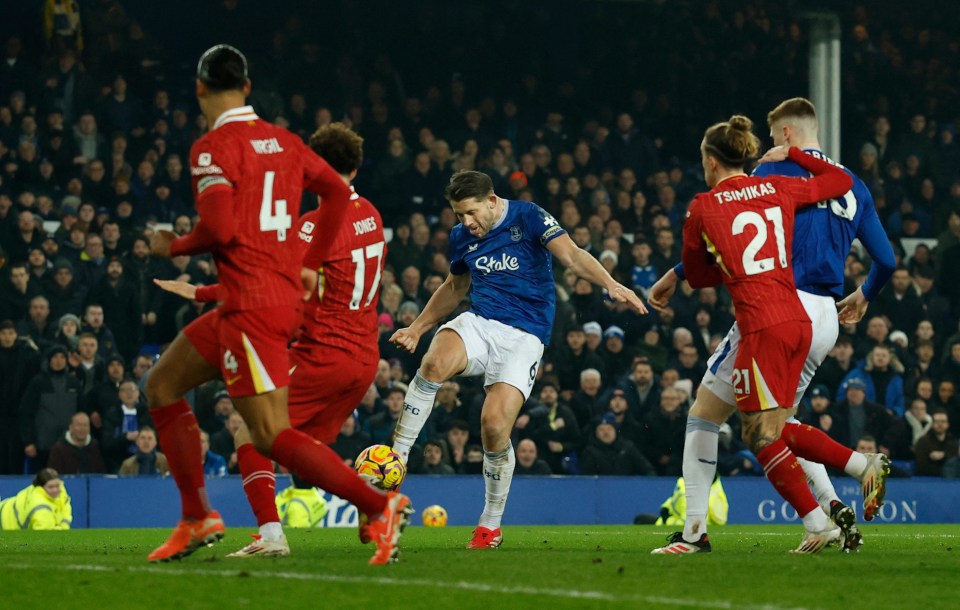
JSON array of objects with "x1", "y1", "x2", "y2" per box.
[
  {"x1": 781, "y1": 422, "x2": 854, "y2": 470},
  {"x1": 152, "y1": 399, "x2": 210, "y2": 520},
  {"x1": 269, "y1": 427, "x2": 387, "y2": 517},
  {"x1": 238, "y1": 443, "x2": 280, "y2": 526},
  {"x1": 757, "y1": 439, "x2": 820, "y2": 518}
]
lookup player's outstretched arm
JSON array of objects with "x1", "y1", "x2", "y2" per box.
[
  {"x1": 390, "y1": 272, "x2": 472, "y2": 353},
  {"x1": 153, "y1": 278, "x2": 199, "y2": 301},
  {"x1": 547, "y1": 233, "x2": 647, "y2": 314}
]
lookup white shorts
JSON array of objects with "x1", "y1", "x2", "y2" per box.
[
  {"x1": 438, "y1": 311, "x2": 545, "y2": 400},
  {"x1": 701, "y1": 291, "x2": 838, "y2": 407}
]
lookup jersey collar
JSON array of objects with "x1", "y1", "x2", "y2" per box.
[
  {"x1": 212, "y1": 105, "x2": 259, "y2": 130},
  {"x1": 489, "y1": 199, "x2": 510, "y2": 232}
]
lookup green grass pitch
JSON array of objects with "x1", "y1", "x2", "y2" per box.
[{"x1": 0, "y1": 525, "x2": 954, "y2": 609}]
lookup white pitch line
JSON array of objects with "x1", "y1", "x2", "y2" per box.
[
  {"x1": 7, "y1": 563, "x2": 816, "y2": 610},
  {"x1": 749, "y1": 532, "x2": 960, "y2": 539}
]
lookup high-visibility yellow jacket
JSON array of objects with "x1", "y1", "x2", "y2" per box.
[
  {"x1": 0, "y1": 482, "x2": 72, "y2": 530},
  {"x1": 276, "y1": 487, "x2": 327, "y2": 528},
  {"x1": 655, "y1": 477, "x2": 728, "y2": 526}
]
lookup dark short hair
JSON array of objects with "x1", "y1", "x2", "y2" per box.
[
  {"x1": 308, "y1": 123, "x2": 364, "y2": 175},
  {"x1": 387, "y1": 387, "x2": 406, "y2": 398},
  {"x1": 196, "y1": 44, "x2": 248, "y2": 93},
  {"x1": 449, "y1": 420, "x2": 470, "y2": 433},
  {"x1": 445, "y1": 170, "x2": 493, "y2": 202},
  {"x1": 33, "y1": 467, "x2": 59, "y2": 487}
]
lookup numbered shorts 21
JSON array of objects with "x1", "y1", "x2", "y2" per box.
[
  {"x1": 183, "y1": 306, "x2": 300, "y2": 398},
  {"x1": 438, "y1": 311, "x2": 544, "y2": 400},
  {"x1": 730, "y1": 321, "x2": 812, "y2": 413}
]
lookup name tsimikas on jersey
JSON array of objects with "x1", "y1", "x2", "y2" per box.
[
  {"x1": 713, "y1": 181, "x2": 778, "y2": 204},
  {"x1": 475, "y1": 253, "x2": 520, "y2": 274}
]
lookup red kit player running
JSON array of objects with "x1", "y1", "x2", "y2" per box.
[
  {"x1": 157, "y1": 124, "x2": 392, "y2": 558},
  {"x1": 673, "y1": 115, "x2": 853, "y2": 553},
  {"x1": 145, "y1": 45, "x2": 409, "y2": 565}
]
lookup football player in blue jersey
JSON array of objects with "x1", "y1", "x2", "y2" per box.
[
  {"x1": 650, "y1": 98, "x2": 896, "y2": 555},
  {"x1": 390, "y1": 170, "x2": 647, "y2": 549}
]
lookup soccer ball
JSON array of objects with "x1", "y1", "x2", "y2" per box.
[
  {"x1": 354, "y1": 444, "x2": 406, "y2": 491},
  {"x1": 421, "y1": 504, "x2": 448, "y2": 527}
]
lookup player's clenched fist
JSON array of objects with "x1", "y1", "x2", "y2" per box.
[
  {"x1": 390, "y1": 327, "x2": 422, "y2": 353},
  {"x1": 648, "y1": 269, "x2": 679, "y2": 312},
  {"x1": 150, "y1": 229, "x2": 178, "y2": 258}
]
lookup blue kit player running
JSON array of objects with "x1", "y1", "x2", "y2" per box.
[
  {"x1": 390, "y1": 170, "x2": 647, "y2": 548},
  {"x1": 650, "y1": 98, "x2": 896, "y2": 555}
]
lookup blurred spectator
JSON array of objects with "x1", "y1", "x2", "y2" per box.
[
  {"x1": 68, "y1": 333, "x2": 104, "y2": 400},
  {"x1": 838, "y1": 344, "x2": 905, "y2": 417},
  {"x1": 814, "y1": 336, "x2": 857, "y2": 398},
  {"x1": 641, "y1": 387, "x2": 686, "y2": 476},
  {"x1": 100, "y1": 378, "x2": 150, "y2": 471},
  {"x1": 521, "y1": 382, "x2": 580, "y2": 474},
  {"x1": 579, "y1": 413, "x2": 654, "y2": 476},
  {"x1": 0, "y1": 320, "x2": 40, "y2": 473},
  {"x1": 87, "y1": 257, "x2": 140, "y2": 361},
  {"x1": 81, "y1": 303, "x2": 118, "y2": 360},
  {"x1": 569, "y1": 368, "x2": 603, "y2": 426},
  {"x1": 831, "y1": 377, "x2": 895, "y2": 451},
  {"x1": 913, "y1": 412, "x2": 958, "y2": 477},
  {"x1": 904, "y1": 398, "x2": 933, "y2": 448},
  {"x1": 84, "y1": 353, "x2": 124, "y2": 429},
  {"x1": 619, "y1": 359, "x2": 660, "y2": 421},
  {"x1": 118, "y1": 425, "x2": 169, "y2": 475},
  {"x1": 514, "y1": 438, "x2": 551, "y2": 475},
  {"x1": 445, "y1": 421, "x2": 470, "y2": 473},
  {"x1": 419, "y1": 440, "x2": 455, "y2": 475},
  {"x1": 798, "y1": 385, "x2": 845, "y2": 444},
  {"x1": 364, "y1": 386, "x2": 404, "y2": 445},
  {"x1": 46, "y1": 411, "x2": 106, "y2": 474},
  {"x1": 0, "y1": 263, "x2": 41, "y2": 323},
  {"x1": 17, "y1": 295, "x2": 56, "y2": 351},
  {"x1": 599, "y1": 325, "x2": 633, "y2": 381},
  {"x1": 200, "y1": 430, "x2": 227, "y2": 477},
  {"x1": 19, "y1": 344, "x2": 81, "y2": 470},
  {"x1": 210, "y1": 409, "x2": 243, "y2": 474},
  {"x1": 330, "y1": 413, "x2": 371, "y2": 465},
  {"x1": 551, "y1": 326, "x2": 605, "y2": 400}
]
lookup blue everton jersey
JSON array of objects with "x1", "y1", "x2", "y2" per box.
[
  {"x1": 449, "y1": 200, "x2": 566, "y2": 345},
  {"x1": 752, "y1": 148, "x2": 894, "y2": 300}
]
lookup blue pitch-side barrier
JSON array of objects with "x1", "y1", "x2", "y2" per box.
[{"x1": 0, "y1": 475, "x2": 956, "y2": 528}]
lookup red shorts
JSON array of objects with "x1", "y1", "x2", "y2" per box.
[
  {"x1": 287, "y1": 345, "x2": 377, "y2": 444},
  {"x1": 732, "y1": 321, "x2": 812, "y2": 413},
  {"x1": 183, "y1": 306, "x2": 300, "y2": 398}
]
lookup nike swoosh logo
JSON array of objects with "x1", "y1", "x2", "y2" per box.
[
  {"x1": 735, "y1": 394, "x2": 748, "y2": 401},
  {"x1": 226, "y1": 376, "x2": 242, "y2": 386},
  {"x1": 289, "y1": 365, "x2": 298, "y2": 375},
  {"x1": 698, "y1": 459, "x2": 717, "y2": 465}
]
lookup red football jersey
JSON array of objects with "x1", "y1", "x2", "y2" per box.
[
  {"x1": 682, "y1": 152, "x2": 851, "y2": 334},
  {"x1": 298, "y1": 188, "x2": 385, "y2": 364},
  {"x1": 186, "y1": 105, "x2": 348, "y2": 313}
]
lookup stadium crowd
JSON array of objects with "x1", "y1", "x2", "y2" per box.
[{"x1": 0, "y1": 0, "x2": 957, "y2": 480}]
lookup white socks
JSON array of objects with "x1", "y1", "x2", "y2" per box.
[
  {"x1": 801, "y1": 505, "x2": 830, "y2": 531},
  {"x1": 844, "y1": 451, "x2": 869, "y2": 478},
  {"x1": 392, "y1": 371, "x2": 442, "y2": 463},
  {"x1": 682, "y1": 416, "x2": 720, "y2": 542},
  {"x1": 478, "y1": 443, "x2": 515, "y2": 530},
  {"x1": 259, "y1": 521, "x2": 284, "y2": 542}
]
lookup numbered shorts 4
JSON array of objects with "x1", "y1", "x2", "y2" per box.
[
  {"x1": 287, "y1": 345, "x2": 377, "y2": 444},
  {"x1": 702, "y1": 291, "x2": 838, "y2": 407},
  {"x1": 183, "y1": 307, "x2": 300, "y2": 398},
  {"x1": 727, "y1": 321, "x2": 812, "y2": 413},
  {"x1": 438, "y1": 311, "x2": 544, "y2": 400}
]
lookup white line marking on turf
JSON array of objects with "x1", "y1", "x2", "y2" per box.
[
  {"x1": 7, "y1": 563, "x2": 815, "y2": 610},
  {"x1": 750, "y1": 532, "x2": 960, "y2": 539}
]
